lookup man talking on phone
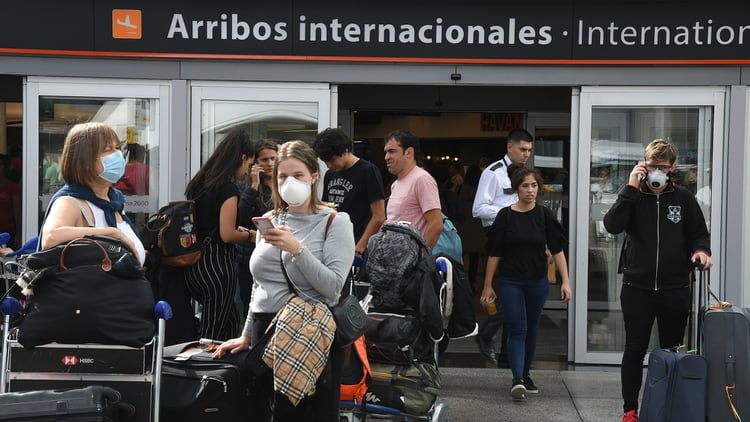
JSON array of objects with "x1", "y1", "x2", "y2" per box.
[{"x1": 604, "y1": 139, "x2": 712, "y2": 422}]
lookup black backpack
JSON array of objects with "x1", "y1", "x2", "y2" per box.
[
  {"x1": 141, "y1": 200, "x2": 210, "y2": 267},
  {"x1": 362, "y1": 222, "x2": 429, "y2": 311}
]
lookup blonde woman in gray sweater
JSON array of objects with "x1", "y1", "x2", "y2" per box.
[{"x1": 215, "y1": 140, "x2": 354, "y2": 422}]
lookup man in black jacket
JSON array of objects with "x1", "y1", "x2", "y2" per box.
[{"x1": 604, "y1": 139, "x2": 712, "y2": 422}]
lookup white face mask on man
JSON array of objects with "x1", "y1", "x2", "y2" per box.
[
  {"x1": 646, "y1": 169, "x2": 668, "y2": 189},
  {"x1": 279, "y1": 176, "x2": 311, "y2": 206}
]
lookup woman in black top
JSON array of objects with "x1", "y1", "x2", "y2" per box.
[
  {"x1": 481, "y1": 165, "x2": 572, "y2": 400},
  {"x1": 184, "y1": 128, "x2": 256, "y2": 340},
  {"x1": 235, "y1": 139, "x2": 279, "y2": 321}
]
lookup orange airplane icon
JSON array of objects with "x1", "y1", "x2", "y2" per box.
[{"x1": 112, "y1": 9, "x2": 142, "y2": 39}]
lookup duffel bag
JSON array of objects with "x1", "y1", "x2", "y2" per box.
[
  {"x1": 161, "y1": 340, "x2": 253, "y2": 422},
  {"x1": 0, "y1": 385, "x2": 134, "y2": 421},
  {"x1": 340, "y1": 336, "x2": 371, "y2": 403},
  {"x1": 366, "y1": 361, "x2": 441, "y2": 416},
  {"x1": 364, "y1": 312, "x2": 433, "y2": 364},
  {"x1": 17, "y1": 236, "x2": 155, "y2": 348}
]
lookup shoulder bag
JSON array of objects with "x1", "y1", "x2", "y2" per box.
[
  {"x1": 319, "y1": 211, "x2": 368, "y2": 346},
  {"x1": 267, "y1": 249, "x2": 336, "y2": 405}
]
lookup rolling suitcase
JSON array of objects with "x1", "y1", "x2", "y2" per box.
[
  {"x1": 698, "y1": 269, "x2": 750, "y2": 421},
  {"x1": 639, "y1": 346, "x2": 707, "y2": 422},
  {"x1": 0, "y1": 385, "x2": 132, "y2": 421},
  {"x1": 160, "y1": 340, "x2": 252, "y2": 422}
]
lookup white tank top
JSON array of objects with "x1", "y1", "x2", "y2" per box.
[{"x1": 86, "y1": 200, "x2": 146, "y2": 265}]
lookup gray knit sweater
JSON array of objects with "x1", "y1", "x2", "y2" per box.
[{"x1": 242, "y1": 208, "x2": 354, "y2": 338}]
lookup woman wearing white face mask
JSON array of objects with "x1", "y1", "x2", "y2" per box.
[
  {"x1": 214, "y1": 140, "x2": 355, "y2": 422},
  {"x1": 41, "y1": 122, "x2": 145, "y2": 265}
]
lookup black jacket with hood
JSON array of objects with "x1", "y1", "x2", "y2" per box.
[{"x1": 603, "y1": 181, "x2": 711, "y2": 291}]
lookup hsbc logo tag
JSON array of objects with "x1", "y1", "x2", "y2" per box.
[
  {"x1": 61, "y1": 355, "x2": 79, "y2": 366},
  {"x1": 61, "y1": 356, "x2": 95, "y2": 366}
]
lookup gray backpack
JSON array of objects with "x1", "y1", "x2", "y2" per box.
[{"x1": 362, "y1": 222, "x2": 429, "y2": 311}]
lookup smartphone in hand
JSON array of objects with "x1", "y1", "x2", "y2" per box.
[{"x1": 252, "y1": 217, "x2": 275, "y2": 234}]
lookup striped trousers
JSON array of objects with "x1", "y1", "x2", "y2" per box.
[{"x1": 185, "y1": 241, "x2": 242, "y2": 341}]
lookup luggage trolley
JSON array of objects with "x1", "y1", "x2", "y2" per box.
[
  {"x1": 0, "y1": 296, "x2": 172, "y2": 422},
  {"x1": 339, "y1": 256, "x2": 453, "y2": 422}
]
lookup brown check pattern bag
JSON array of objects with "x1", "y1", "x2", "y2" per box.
[{"x1": 262, "y1": 294, "x2": 335, "y2": 405}]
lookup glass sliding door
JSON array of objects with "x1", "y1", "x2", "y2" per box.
[
  {"x1": 24, "y1": 78, "x2": 171, "y2": 241},
  {"x1": 573, "y1": 87, "x2": 725, "y2": 364}
]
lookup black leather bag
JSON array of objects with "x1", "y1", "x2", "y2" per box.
[
  {"x1": 17, "y1": 236, "x2": 155, "y2": 348},
  {"x1": 330, "y1": 294, "x2": 367, "y2": 346}
]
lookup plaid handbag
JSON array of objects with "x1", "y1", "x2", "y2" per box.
[{"x1": 262, "y1": 294, "x2": 335, "y2": 405}]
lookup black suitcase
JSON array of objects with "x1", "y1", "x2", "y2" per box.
[
  {"x1": 698, "y1": 270, "x2": 750, "y2": 421},
  {"x1": 160, "y1": 340, "x2": 252, "y2": 422},
  {"x1": 0, "y1": 385, "x2": 133, "y2": 421}
]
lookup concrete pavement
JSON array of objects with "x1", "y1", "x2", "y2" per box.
[{"x1": 437, "y1": 365, "x2": 624, "y2": 421}]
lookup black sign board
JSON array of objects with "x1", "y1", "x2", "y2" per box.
[{"x1": 2, "y1": 1, "x2": 750, "y2": 63}]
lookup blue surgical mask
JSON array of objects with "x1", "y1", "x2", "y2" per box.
[{"x1": 99, "y1": 150, "x2": 126, "y2": 183}]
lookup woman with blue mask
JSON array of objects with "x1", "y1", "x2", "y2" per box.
[{"x1": 41, "y1": 122, "x2": 145, "y2": 265}]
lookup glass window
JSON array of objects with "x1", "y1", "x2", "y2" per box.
[
  {"x1": 39, "y1": 97, "x2": 159, "y2": 233},
  {"x1": 200, "y1": 100, "x2": 318, "y2": 164}
]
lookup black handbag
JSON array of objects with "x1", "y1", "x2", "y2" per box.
[
  {"x1": 330, "y1": 294, "x2": 368, "y2": 346},
  {"x1": 17, "y1": 236, "x2": 155, "y2": 348},
  {"x1": 25, "y1": 235, "x2": 143, "y2": 278}
]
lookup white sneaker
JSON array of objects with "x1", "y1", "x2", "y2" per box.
[{"x1": 511, "y1": 379, "x2": 526, "y2": 400}]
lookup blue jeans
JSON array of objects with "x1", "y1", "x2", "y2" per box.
[{"x1": 498, "y1": 275, "x2": 550, "y2": 380}]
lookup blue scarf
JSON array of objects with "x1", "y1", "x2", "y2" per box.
[{"x1": 46, "y1": 183, "x2": 135, "y2": 232}]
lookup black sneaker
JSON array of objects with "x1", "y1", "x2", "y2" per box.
[
  {"x1": 523, "y1": 376, "x2": 539, "y2": 394},
  {"x1": 511, "y1": 378, "x2": 526, "y2": 400},
  {"x1": 475, "y1": 336, "x2": 497, "y2": 365}
]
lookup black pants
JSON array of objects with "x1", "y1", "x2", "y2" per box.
[
  {"x1": 252, "y1": 312, "x2": 344, "y2": 422},
  {"x1": 620, "y1": 284, "x2": 690, "y2": 412}
]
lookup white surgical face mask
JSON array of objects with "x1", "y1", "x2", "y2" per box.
[
  {"x1": 646, "y1": 169, "x2": 668, "y2": 189},
  {"x1": 279, "y1": 176, "x2": 311, "y2": 207}
]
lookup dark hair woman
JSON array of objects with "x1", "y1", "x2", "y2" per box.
[
  {"x1": 235, "y1": 139, "x2": 280, "y2": 320},
  {"x1": 481, "y1": 164, "x2": 572, "y2": 401},
  {"x1": 184, "y1": 128, "x2": 255, "y2": 341}
]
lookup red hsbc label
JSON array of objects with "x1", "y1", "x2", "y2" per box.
[{"x1": 61, "y1": 355, "x2": 79, "y2": 366}]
